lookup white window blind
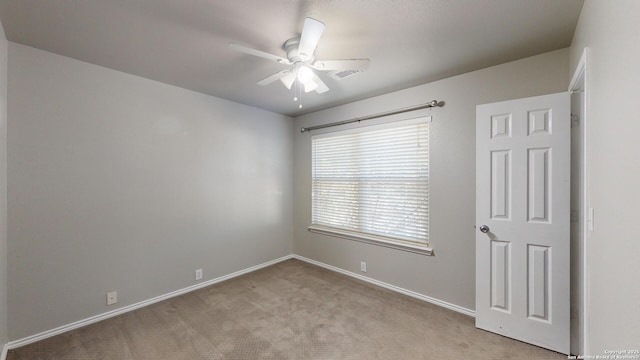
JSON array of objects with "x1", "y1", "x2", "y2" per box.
[{"x1": 311, "y1": 118, "x2": 430, "y2": 249}]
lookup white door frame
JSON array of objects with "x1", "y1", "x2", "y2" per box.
[{"x1": 568, "y1": 47, "x2": 589, "y2": 356}]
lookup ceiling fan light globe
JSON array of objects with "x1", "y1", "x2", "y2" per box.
[
  {"x1": 303, "y1": 80, "x2": 318, "y2": 93},
  {"x1": 297, "y1": 66, "x2": 314, "y2": 84}
]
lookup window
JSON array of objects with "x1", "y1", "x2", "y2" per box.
[{"x1": 309, "y1": 117, "x2": 432, "y2": 255}]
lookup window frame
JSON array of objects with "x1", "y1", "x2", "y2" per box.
[{"x1": 308, "y1": 116, "x2": 433, "y2": 256}]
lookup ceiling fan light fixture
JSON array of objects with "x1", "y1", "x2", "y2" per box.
[
  {"x1": 229, "y1": 16, "x2": 371, "y2": 102},
  {"x1": 279, "y1": 71, "x2": 297, "y2": 89},
  {"x1": 297, "y1": 65, "x2": 314, "y2": 85},
  {"x1": 303, "y1": 80, "x2": 318, "y2": 93}
]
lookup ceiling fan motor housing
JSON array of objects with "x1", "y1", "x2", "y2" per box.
[{"x1": 283, "y1": 37, "x2": 313, "y2": 64}]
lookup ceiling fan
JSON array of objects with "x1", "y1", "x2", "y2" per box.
[{"x1": 228, "y1": 17, "x2": 370, "y2": 96}]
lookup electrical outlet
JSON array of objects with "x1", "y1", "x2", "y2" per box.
[
  {"x1": 195, "y1": 268, "x2": 203, "y2": 281},
  {"x1": 360, "y1": 261, "x2": 367, "y2": 272},
  {"x1": 106, "y1": 291, "x2": 117, "y2": 306}
]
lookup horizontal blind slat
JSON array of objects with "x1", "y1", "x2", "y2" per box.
[{"x1": 312, "y1": 120, "x2": 430, "y2": 244}]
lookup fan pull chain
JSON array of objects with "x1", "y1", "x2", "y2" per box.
[{"x1": 293, "y1": 79, "x2": 303, "y2": 109}]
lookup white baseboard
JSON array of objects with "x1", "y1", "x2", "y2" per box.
[
  {"x1": 7, "y1": 254, "x2": 294, "y2": 350},
  {"x1": 292, "y1": 254, "x2": 476, "y2": 318},
  {"x1": 7, "y1": 253, "x2": 474, "y2": 351}
]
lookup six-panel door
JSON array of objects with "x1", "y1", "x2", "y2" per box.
[{"x1": 476, "y1": 93, "x2": 570, "y2": 354}]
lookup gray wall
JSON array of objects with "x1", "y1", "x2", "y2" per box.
[
  {"x1": 569, "y1": 0, "x2": 640, "y2": 353},
  {"x1": 7, "y1": 43, "x2": 293, "y2": 341},
  {"x1": 0, "y1": 20, "x2": 8, "y2": 349},
  {"x1": 293, "y1": 49, "x2": 569, "y2": 312}
]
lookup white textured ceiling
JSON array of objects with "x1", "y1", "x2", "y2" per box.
[{"x1": 0, "y1": 0, "x2": 583, "y2": 116}]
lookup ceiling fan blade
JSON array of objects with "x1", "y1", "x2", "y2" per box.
[
  {"x1": 228, "y1": 43, "x2": 291, "y2": 64},
  {"x1": 298, "y1": 17, "x2": 325, "y2": 60},
  {"x1": 257, "y1": 70, "x2": 291, "y2": 86},
  {"x1": 312, "y1": 59, "x2": 371, "y2": 71},
  {"x1": 280, "y1": 70, "x2": 297, "y2": 89},
  {"x1": 311, "y1": 74, "x2": 329, "y2": 94}
]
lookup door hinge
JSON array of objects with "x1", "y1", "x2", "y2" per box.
[
  {"x1": 570, "y1": 209, "x2": 579, "y2": 223},
  {"x1": 571, "y1": 114, "x2": 580, "y2": 128}
]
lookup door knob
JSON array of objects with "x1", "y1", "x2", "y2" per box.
[{"x1": 479, "y1": 225, "x2": 490, "y2": 233}]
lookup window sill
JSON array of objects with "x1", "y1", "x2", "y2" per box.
[{"x1": 307, "y1": 225, "x2": 434, "y2": 256}]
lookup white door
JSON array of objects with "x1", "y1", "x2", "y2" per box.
[{"x1": 476, "y1": 92, "x2": 570, "y2": 354}]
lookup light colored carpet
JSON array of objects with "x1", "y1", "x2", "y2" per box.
[{"x1": 8, "y1": 259, "x2": 564, "y2": 359}]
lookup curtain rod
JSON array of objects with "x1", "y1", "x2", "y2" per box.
[{"x1": 300, "y1": 100, "x2": 444, "y2": 133}]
